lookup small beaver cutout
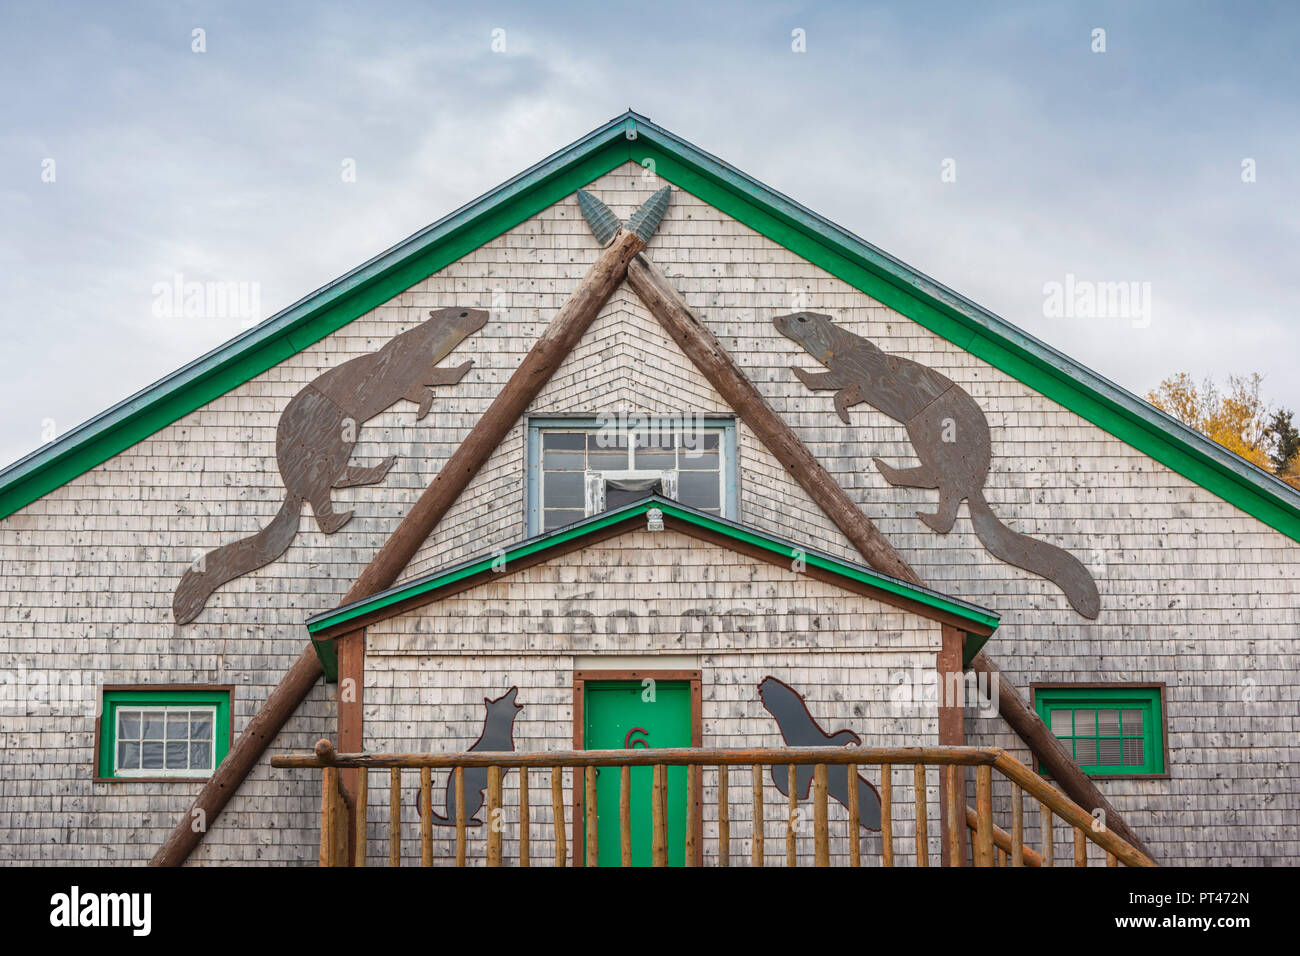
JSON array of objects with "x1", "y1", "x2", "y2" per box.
[{"x1": 758, "y1": 676, "x2": 882, "y2": 830}]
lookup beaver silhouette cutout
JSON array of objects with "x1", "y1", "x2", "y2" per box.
[
  {"x1": 172, "y1": 306, "x2": 488, "y2": 624},
  {"x1": 758, "y1": 676, "x2": 882, "y2": 830},
  {"x1": 775, "y1": 310, "x2": 1100, "y2": 619},
  {"x1": 421, "y1": 687, "x2": 524, "y2": 827}
]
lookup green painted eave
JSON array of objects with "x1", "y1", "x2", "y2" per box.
[
  {"x1": 4, "y1": 110, "x2": 1298, "y2": 554},
  {"x1": 304, "y1": 496, "x2": 1001, "y2": 651}
]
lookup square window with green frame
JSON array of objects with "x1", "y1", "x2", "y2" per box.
[
  {"x1": 96, "y1": 686, "x2": 233, "y2": 781},
  {"x1": 1032, "y1": 684, "x2": 1167, "y2": 778}
]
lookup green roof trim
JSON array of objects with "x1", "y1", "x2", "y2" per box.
[
  {"x1": 304, "y1": 496, "x2": 1001, "y2": 651},
  {"x1": 4, "y1": 111, "x2": 1298, "y2": 551}
]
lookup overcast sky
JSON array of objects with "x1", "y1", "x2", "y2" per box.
[{"x1": 2, "y1": 0, "x2": 1297, "y2": 471}]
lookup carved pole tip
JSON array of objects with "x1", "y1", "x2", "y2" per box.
[{"x1": 314, "y1": 738, "x2": 336, "y2": 760}]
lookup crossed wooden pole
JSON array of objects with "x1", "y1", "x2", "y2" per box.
[{"x1": 152, "y1": 188, "x2": 1151, "y2": 865}]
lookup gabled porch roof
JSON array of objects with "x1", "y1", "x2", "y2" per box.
[{"x1": 304, "y1": 494, "x2": 1000, "y2": 679}]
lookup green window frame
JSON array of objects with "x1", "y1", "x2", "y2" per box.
[
  {"x1": 96, "y1": 687, "x2": 232, "y2": 781},
  {"x1": 1033, "y1": 685, "x2": 1165, "y2": 777}
]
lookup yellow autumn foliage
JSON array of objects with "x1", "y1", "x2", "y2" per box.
[{"x1": 1147, "y1": 372, "x2": 1274, "y2": 472}]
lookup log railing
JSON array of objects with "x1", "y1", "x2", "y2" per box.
[{"x1": 272, "y1": 741, "x2": 1155, "y2": 867}]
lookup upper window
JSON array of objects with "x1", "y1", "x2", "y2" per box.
[
  {"x1": 1033, "y1": 685, "x2": 1166, "y2": 777},
  {"x1": 97, "y1": 687, "x2": 232, "y2": 781},
  {"x1": 527, "y1": 417, "x2": 736, "y2": 533}
]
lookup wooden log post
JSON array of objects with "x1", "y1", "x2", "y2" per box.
[
  {"x1": 354, "y1": 769, "x2": 367, "y2": 867},
  {"x1": 846, "y1": 762, "x2": 860, "y2": 867},
  {"x1": 487, "y1": 765, "x2": 503, "y2": 867},
  {"x1": 914, "y1": 763, "x2": 929, "y2": 867},
  {"x1": 420, "y1": 767, "x2": 433, "y2": 867},
  {"x1": 813, "y1": 764, "x2": 830, "y2": 867},
  {"x1": 455, "y1": 766, "x2": 467, "y2": 867},
  {"x1": 752, "y1": 763, "x2": 764, "y2": 867},
  {"x1": 1041, "y1": 801, "x2": 1054, "y2": 867},
  {"x1": 1011, "y1": 785, "x2": 1024, "y2": 867},
  {"x1": 945, "y1": 765, "x2": 962, "y2": 867},
  {"x1": 652, "y1": 764, "x2": 667, "y2": 867},
  {"x1": 718, "y1": 765, "x2": 730, "y2": 867},
  {"x1": 389, "y1": 767, "x2": 401, "y2": 867},
  {"x1": 150, "y1": 229, "x2": 647, "y2": 867},
  {"x1": 620, "y1": 765, "x2": 632, "y2": 867},
  {"x1": 519, "y1": 769, "x2": 530, "y2": 868},
  {"x1": 685, "y1": 764, "x2": 699, "y2": 867},
  {"x1": 881, "y1": 764, "x2": 894, "y2": 867},
  {"x1": 974, "y1": 765, "x2": 994, "y2": 867},
  {"x1": 320, "y1": 765, "x2": 338, "y2": 868},
  {"x1": 585, "y1": 766, "x2": 598, "y2": 867},
  {"x1": 552, "y1": 768, "x2": 567, "y2": 867},
  {"x1": 786, "y1": 764, "x2": 798, "y2": 867}
]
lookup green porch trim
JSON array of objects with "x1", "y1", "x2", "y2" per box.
[
  {"x1": 304, "y1": 496, "x2": 999, "y2": 666},
  {"x1": 5, "y1": 111, "x2": 1298, "y2": 552}
]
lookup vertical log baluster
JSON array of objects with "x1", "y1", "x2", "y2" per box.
[
  {"x1": 914, "y1": 763, "x2": 929, "y2": 867},
  {"x1": 1041, "y1": 801, "x2": 1053, "y2": 867},
  {"x1": 420, "y1": 767, "x2": 432, "y2": 868},
  {"x1": 552, "y1": 768, "x2": 566, "y2": 867},
  {"x1": 846, "y1": 763, "x2": 860, "y2": 867},
  {"x1": 974, "y1": 764, "x2": 994, "y2": 867},
  {"x1": 584, "y1": 766, "x2": 598, "y2": 867},
  {"x1": 813, "y1": 764, "x2": 830, "y2": 867},
  {"x1": 487, "y1": 765, "x2": 502, "y2": 867},
  {"x1": 685, "y1": 764, "x2": 698, "y2": 867},
  {"x1": 786, "y1": 764, "x2": 798, "y2": 867},
  {"x1": 455, "y1": 766, "x2": 467, "y2": 867},
  {"x1": 1073, "y1": 826, "x2": 1087, "y2": 867},
  {"x1": 945, "y1": 764, "x2": 961, "y2": 867},
  {"x1": 881, "y1": 763, "x2": 894, "y2": 867},
  {"x1": 652, "y1": 764, "x2": 667, "y2": 867},
  {"x1": 1106, "y1": 851, "x2": 1118, "y2": 867},
  {"x1": 1011, "y1": 784, "x2": 1024, "y2": 867},
  {"x1": 519, "y1": 769, "x2": 530, "y2": 867},
  {"x1": 320, "y1": 766, "x2": 337, "y2": 867},
  {"x1": 388, "y1": 767, "x2": 401, "y2": 867},
  {"x1": 718, "y1": 765, "x2": 730, "y2": 867},
  {"x1": 620, "y1": 765, "x2": 632, "y2": 867},
  {"x1": 354, "y1": 769, "x2": 368, "y2": 867},
  {"x1": 752, "y1": 764, "x2": 764, "y2": 867}
]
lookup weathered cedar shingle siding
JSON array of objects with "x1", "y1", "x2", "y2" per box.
[{"x1": 0, "y1": 162, "x2": 1295, "y2": 864}]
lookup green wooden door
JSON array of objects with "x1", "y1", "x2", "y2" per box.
[{"x1": 582, "y1": 680, "x2": 692, "y2": 866}]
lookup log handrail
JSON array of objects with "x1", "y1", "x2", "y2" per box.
[
  {"x1": 278, "y1": 741, "x2": 1155, "y2": 868},
  {"x1": 274, "y1": 743, "x2": 1003, "y2": 769}
]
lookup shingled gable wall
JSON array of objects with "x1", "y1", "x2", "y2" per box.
[{"x1": 1, "y1": 160, "x2": 1295, "y2": 863}]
